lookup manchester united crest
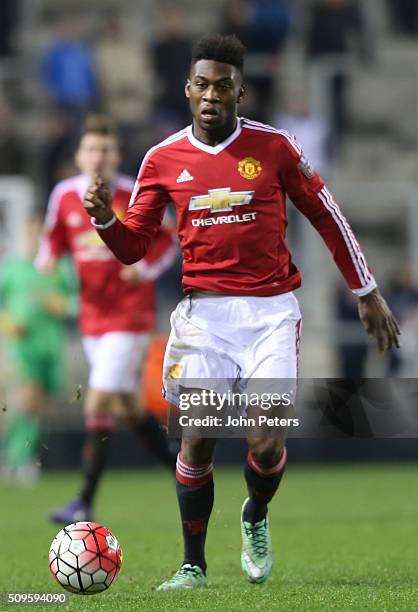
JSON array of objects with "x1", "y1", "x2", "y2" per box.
[{"x1": 238, "y1": 157, "x2": 262, "y2": 180}]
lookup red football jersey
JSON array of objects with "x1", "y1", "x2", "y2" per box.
[
  {"x1": 95, "y1": 118, "x2": 376, "y2": 297},
  {"x1": 38, "y1": 174, "x2": 177, "y2": 335}
]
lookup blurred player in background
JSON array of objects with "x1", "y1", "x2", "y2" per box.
[
  {"x1": 82, "y1": 36, "x2": 400, "y2": 588},
  {"x1": 0, "y1": 214, "x2": 77, "y2": 485},
  {"x1": 37, "y1": 115, "x2": 178, "y2": 523}
]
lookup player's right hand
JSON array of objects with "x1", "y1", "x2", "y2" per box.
[
  {"x1": 83, "y1": 175, "x2": 114, "y2": 225},
  {"x1": 358, "y1": 288, "x2": 401, "y2": 352}
]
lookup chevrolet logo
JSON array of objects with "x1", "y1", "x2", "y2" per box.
[{"x1": 189, "y1": 188, "x2": 254, "y2": 213}]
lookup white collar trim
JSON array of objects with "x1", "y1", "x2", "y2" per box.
[{"x1": 186, "y1": 118, "x2": 242, "y2": 155}]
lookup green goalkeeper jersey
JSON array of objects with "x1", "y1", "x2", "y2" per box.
[{"x1": 0, "y1": 255, "x2": 78, "y2": 356}]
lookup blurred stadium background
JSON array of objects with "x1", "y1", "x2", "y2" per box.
[{"x1": 0, "y1": 0, "x2": 417, "y2": 470}]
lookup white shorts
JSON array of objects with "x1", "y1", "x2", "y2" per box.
[
  {"x1": 82, "y1": 332, "x2": 150, "y2": 393},
  {"x1": 163, "y1": 292, "x2": 302, "y2": 406}
]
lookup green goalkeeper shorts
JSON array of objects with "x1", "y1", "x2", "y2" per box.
[{"x1": 13, "y1": 347, "x2": 63, "y2": 394}]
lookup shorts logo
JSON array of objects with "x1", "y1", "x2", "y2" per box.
[
  {"x1": 298, "y1": 156, "x2": 315, "y2": 179},
  {"x1": 238, "y1": 157, "x2": 262, "y2": 180},
  {"x1": 189, "y1": 188, "x2": 254, "y2": 213},
  {"x1": 167, "y1": 364, "x2": 183, "y2": 379}
]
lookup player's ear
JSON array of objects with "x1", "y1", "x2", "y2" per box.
[
  {"x1": 237, "y1": 84, "x2": 245, "y2": 104},
  {"x1": 185, "y1": 79, "x2": 191, "y2": 99}
]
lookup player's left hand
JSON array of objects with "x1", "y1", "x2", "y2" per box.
[
  {"x1": 119, "y1": 265, "x2": 143, "y2": 285},
  {"x1": 358, "y1": 288, "x2": 401, "y2": 352}
]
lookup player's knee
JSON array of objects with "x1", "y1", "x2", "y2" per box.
[
  {"x1": 248, "y1": 437, "x2": 284, "y2": 467},
  {"x1": 181, "y1": 437, "x2": 216, "y2": 465},
  {"x1": 115, "y1": 393, "x2": 138, "y2": 419},
  {"x1": 84, "y1": 388, "x2": 114, "y2": 416},
  {"x1": 21, "y1": 383, "x2": 44, "y2": 415}
]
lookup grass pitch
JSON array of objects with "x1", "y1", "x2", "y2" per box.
[{"x1": 1, "y1": 463, "x2": 417, "y2": 611}]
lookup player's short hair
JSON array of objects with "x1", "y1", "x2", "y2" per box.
[
  {"x1": 191, "y1": 33, "x2": 246, "y2": 74},
  {"x1": 78, "y1": 115, "x2": 118, "y2": 144}
]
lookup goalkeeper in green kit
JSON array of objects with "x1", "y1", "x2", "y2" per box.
[{"x1": 0, "y1": 214, "x2": 77, "y2": 484}]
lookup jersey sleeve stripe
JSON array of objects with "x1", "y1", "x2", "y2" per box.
[
  {"x1": 318, "y1": 187, "x2": 372, "y2": 286},
  {"x1": 276, "y1": 130, "x2": 303, "y2": 156},
  {"x1": 322, "y1": 187, "x2": 374, "y2": 284},
  {"x1": 242, "y1": 117, "x2": 280, "y2": 131},
  {"x1": 321, "y1": 187, "x2": 373, "y2": 284},
  {"x1": 242, "y1": 121, "x2": 303, "y2": 156},
  {"x1": 318, "y1": 189, "x2": 366, "y2": 284},
  {"x1": 242, "y1": 117, "x2": 281, "y2": 131}
]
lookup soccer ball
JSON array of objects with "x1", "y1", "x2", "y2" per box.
[{"x1": 48, "y1": 522, "x2": 122, "y2": 595}]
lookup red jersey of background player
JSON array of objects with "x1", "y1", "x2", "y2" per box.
[
  {"x1": 95, "y1": 117, "x2": 377, "y2": 298},
  {"x1": 38, "y1": 174, "x2": 177, "y2": 335}
]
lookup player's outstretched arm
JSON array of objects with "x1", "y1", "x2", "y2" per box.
[
  {"x1": 83, "y1": 175, "x2": 114, "y2": 225},
  {"x1": 358, "y1": 288, "x2": 401, "y2": 352}
]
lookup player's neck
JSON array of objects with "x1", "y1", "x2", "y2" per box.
[{"x1": 192, "y1": 118, "x2": 238, "y2": 147}]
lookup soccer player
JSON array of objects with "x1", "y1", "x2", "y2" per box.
[
  {"x1": 0, "y1": 214, "x2": 77, "y2": 485},
  {"x1": 82, "y1": 35, "x2": 400, "y2": 588},
  {"x1": 37, "y1": 115, "x2": 178, "y2": 524}
]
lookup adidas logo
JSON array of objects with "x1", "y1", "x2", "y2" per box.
[{"x1": 176, "y1": 169, "x2": 194, "y2": 183}]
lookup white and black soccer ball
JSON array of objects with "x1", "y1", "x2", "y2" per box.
[{"x1": 49, "y1": 522, "x2": 122, "y2": 595}]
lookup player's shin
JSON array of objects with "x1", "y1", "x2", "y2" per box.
[
  {"x1": 243, "y1": 445, "x2": 288, "y2": 523},
  {"x1": 2, "y1": 411, "x2": 42, "y2": 483},
  {"x1": 49, "y1": 412, "x2": 116, "y2": 523},
  {"x1": 80, "y1": 413, "x2": 116, "y2": 506},
  {"x1": 176, "y1": 452, "x2": 214, "y2": 574},
  {"x1": 125, "y1": 411, "x2": 176, "y2": 470},
  {"x1": 241, "y1": 442, "x2": 287, "y2": 583}
]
